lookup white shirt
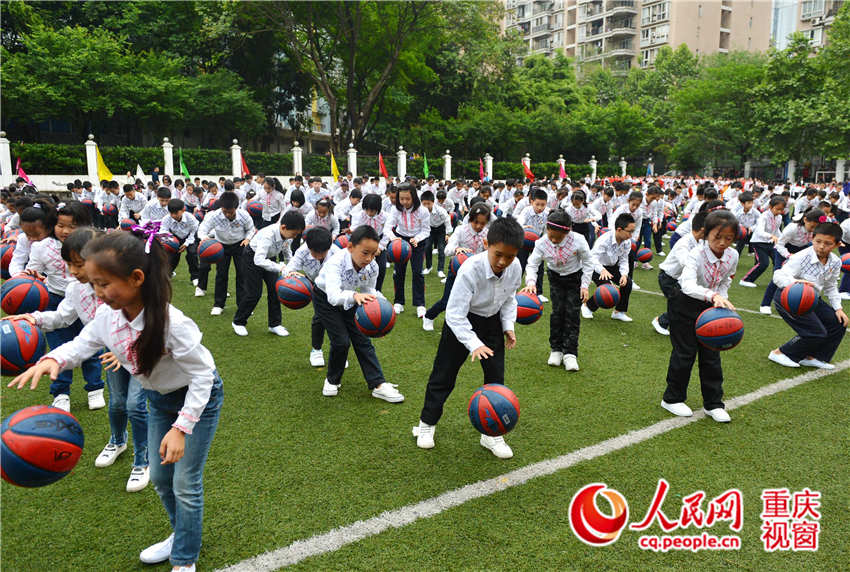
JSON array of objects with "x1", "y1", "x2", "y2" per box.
[
  {"x1": 26, "y1": 237, "x2": 69, "y2": 295},
  {"x1": 351, "y1": 210, "x2": 387, "y2": 240},
  {"x1": 198, "y1": 209, "x2": 255, "y2": 245},
  {"x1": 8, "y1": 233, "x2": 32, "y2": 276},
  {"x1": 46, "y1": 304, "x2": 217, "y2": 434},
  {"x1": 140, "y1": 199, "x2": 169, "y2": 224},
  {"x1": 118, "y1": 194, "x2": 147, "y2": 220},
  {"x1": 444, "y1": 223, "x2": 487, "y2": 256},
  {"x1": 516, "y1": 206, "x2": 550, "y2": 235},
  {"x1": 159, "y1": 212, "x2": 199, "y2": 246},
  {"x1": 680, "y1": 243, "x2": 739, "y2": 302},
  {"x1": 335, "y1": 198, "x2": 359, "y2": 222},
  {"x1": 751, "y1": 210, "x2": 782, "y2": 244},
  {"x1": 773, "y1": 246, "x2": 842, "y2": 310},
  {"x1": 776, "y1": 222, "x2": 813, "y2": 258},
  {"x1": 734, "y1": 206, "x2": 759, "y2": 229},
  {"x1": 659, "y1": 233, "x2": 700, "y2": 279},
  {"x1": 611, "y1": 204, "x2": 642, "y2": 240},
  {"x1": 841, "y1": 218, "x2": 850, "y2": 244},
  {"x1": 257, "y1": 188, "x2": 287, "y2": 221},
  {"x1": 248, "y1": 224, "x2": 293, "y2": 274},
  {"x1": 589, "y1": 230, "x2": 630, "y2": 277},
  {"x1": 32, "y1": 279, "x2": 102, "y2": 330},
  {"x1": 315, "y1": 248, "x2": 385, "y2": 311},
  {"x1": 305, "y1": 211, "x2": 340, "y2": 238},
  {"x1": 383, "y1": 206, "x2": 430, "y2": 243},
  {"x1": 428, "y1": 204, "x2": 452, "y2": 229},
  {"x1": 526, "y1": 232, "x2": 593, "y2": 288},
  {"x1": 285, "y1": 243, "x2": 340, "y2": 281},
  {"x1": 446, "y1": 251, "x2": 521, "y2": 353}
]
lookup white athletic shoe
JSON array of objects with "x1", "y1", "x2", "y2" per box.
[
  {"x1": 759, "y1": 306, "x2": 772, "y2": 315},
  {"x1": 563, "y1": 354, "x2": 580, "y2": 372},
  {"x1": 840, "y1": 292, "x2": 850, "y2": 300},
  {"x1": 94, "y1": 442, "x2": 127, "y2": 468},
  {"x1": 416, "y1": 306, "x2": 427, "y2": 318},
  {"x1": 437, "y1": 271, "x2": 446, "y2": 278},
  {"x1": 538, "y1": 295, "x2": 549, "y2": 303},
  {"x1": 231, "y1": 323, "x2": 248, "y2": 336},
  {"x1": 799, "y1": 358, "x2": 835, "y2": 370},
  {"x1": 210, "y1": 306, "x2": 223, "y2": 316},
  {"x1": 641, "y1": 263, "x2": 653, "y2": 270},
  {"x1": 268, "y1": 325, "x2": 289, "y2": 337},
  {"x1": 611, "y1": 311, "x2": 633, "y2": 322},
  {"x1": 173, "y1": 565, "x2": 195, "y2": 572},
  {"x1": 412, "y1": 421, "x2": 435, "y2": 449},
  {"x1": 372, "y1": 383, "x2": 404, "y2": 403},
  {"x1": 661, "y1": 400, "x2": 693, "y2": 417},
  {"x1": 739, "y1": 280, "x2": 757, "y2": 288},
  {"x1": 88, "y1": 389, "x2": 106, "y2": 410},
  {"x1": 651, "y1": 316, "x2": 670, "y2": 336},
  {"x1": 322, "y1": 379, "x2": 339, "y2": 396},
  {"x1": 194, "y1": 287, "x2": 205, "y2": 297},
  {"x1": 768, "y1": 351, "x2": 799, "y2": 368},
  {"x1": 440, "y1": 277, "x2": 447, "y2": 283},
  {"x1": 393, "y1": 303, "x2": 405, "y2": 314},
  {"x1": 547, "y1": 351, "x2": 564, "y2": 366},
  {"x1": 139, "y1": 534, "x2": 174, "y2": 564},
  {"x1": 480, "y1": 434, "x2": 513, "y2": 459},
  {"x1": 386, "y1": 262, "x2": 391, "y2": 268},
  {"x1": 126, "y1": 466, "x2": 150, "y2": 492},
  {"x1": 704, "y1": 408, "x2": 731, "y2": 423},
  {"x1": 192, "y1": 278, "x2": 199, "y2": 287},
  {"x1": 51, "y1": 393, "x2": 71, "y2": 412},
  {"x1": 309, "y1": 349, "x2": 325, "y2": 367},
  {"x1": 432, "y1": 248, "x2": 438, "y2": 254},
  {"x1": 170, "y1": 271, "x2": 176, "y2": 278},
  {"x1": 581, "y1": 304, "x2": 594, "y2": 319},
  {"x1": 422, "y1": 267, "x2": 432, "y2": 275},
  {"x1": 658, "y1": 251, "x2": 666, "y2": 257},
  {"x1": 632, "y1": 281, "x2": 641, "y2": 290},
  {"x1": 422, "y1": 317, "x2": 434, "y2": 331}
]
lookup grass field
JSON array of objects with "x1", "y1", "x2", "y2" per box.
[{"x1": 2, "y1": 240, "x2": 848, "y2": 571}]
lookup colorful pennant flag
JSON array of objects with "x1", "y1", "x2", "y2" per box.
[
  {"x1": 241, "y1": 155, "x2": 251, "y2": 177},
  {"x1": 179, "y1": 148, "x2": 191, "y2": 180},
  {"x1": 95, "y1": 146, "x2": 113, "y2": 181},
  {"x1": 423, "y1": 153, "x2": 429, "y2": 178},
  {"x1": 378, "y1": 152, "x2": 390, "y2": 180},
  {"x1": 330, "y1": 152, "x2": 340, "y2": 182},
  {"x1": 522, "y1": 160, "x2": 535, "y2": 182},
  {"x1": 15, "y1": 158, "x2": 33, "y2": 185}
]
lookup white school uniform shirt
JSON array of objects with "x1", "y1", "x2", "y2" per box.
[
  {"x1": 437, "y1": 198, "x2": 455, "y2": 215},
  {"x1": 334, "y1": 198, "x2": 359, "y2": 222},
  {"x1": 516, "y1": 206, "x2": 550, "y2": 235},
  {"x1": 383, "y1": 206, "x2": 430, "y2": 243},
  {"x1": 26, "y1": 237, "x2": 69, "y2": 295},
  {"x1": 775, "y1": 222, "x2": 813, "y2": 258},
  {"x1": 351, "y1": 210, "x2": 387, "y2": 237},
  {"x1": 428, "y1": 204, "x2": 452, "y2": 229},
  {"x1": 31, "y1": 279, "x2": 102, "y2": 331},
  {"x1": 256, "y1": 188, "x2": 287, "y2": 221},
  {"x1": 588, "y1": 230, "x2": 630, "y2": 277},
  {"x1": 841, "y1": 218, "x2": 850, "y2": 244},
  {"x1": 444, "y1": 223, "x2": 488, "y2": 256},
  {"x1": 611, "y1": 204, "x2": 643, "y2": 240},
  {"x1": 750, "y1": 210, "x2": 782, "y2": 244},
  {"x1": 563, "y1": 203, "x2": 593, "y2": 224},
  {"x1": 645, "y1": 199, "x2": 664, "y2": 225},
  {"x1": 448, "y1": 187, "x2": 467, "y2": 208},
  {"x1": 118, "y1": 194, "x2": 147, "y2": 220},
  {"x1": 198, "y1": 209, "x2": 255, "y2": 245},
  {"x1": 794, "y1": 196, "x2": 815, "y2": 214},
  {"x1": 285, "y1": 243, "x2": 340, "y2": 281},
  {"x1": 8, "y1": 233, "x2": 32, "y2": 276},
  {"x1": 658, "y1": 233, "x2": 700, "y2": 280},
  {"x1": 735, "y1": 206, "x2": 759, "y2": 229},
  {"x1": 315, "y1": 248, "x2": 384, "y2": 311},
  {"x1": 159, "y1": 212, "x2": 199, "y2": 246},
  {"x1": 589, "y1": 196, "x2": 612, "y2": 220},
  {"x1": 773, "y1": 247, "x2": 842, "y2": 310},
  {"x1": 46, "y1": 304, "x2": 216, "y2": 434},
  {"x1": 446, "y1": 251, "x2": 521, "y2": 353},
  {"x1": 248, "y1": 224, "x2": 293, "y2": 274},
  {"x1": 181, "y1": 190, "x2": 201, "y2": 210},
  {"x1": 680, "y1": 243, "x2": 739, "y2": 302},
  {"x1": 140, "y1": 199, "x2": 169, "y2": 224},
  {"x1": 305, "y1": 210, "x2": 340, "y2": 238},
  {"x1": 526, "y1": 232, "x2": 593, "y2": 289}
]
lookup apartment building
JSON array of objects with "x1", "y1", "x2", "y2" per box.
[{"x1": 772, "y1": 0, "x2": 844, "y2": 49}]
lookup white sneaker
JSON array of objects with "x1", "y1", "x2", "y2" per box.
[
  {"x1": 231, "y1": 323, "x2": 248, "y2": 336},
  {"x1": 768, "y1": 351, "x2": 799, "y2": 368},
  {"x1": 437, "y1": 271, "x2": 446, "y2": 278},
  {"x1": 641, "y1": 263, "x2": 653, "y2": 270},
  {"x1": 412, "y1": 421, "x2": 435, "y2": 449},
  {"x1": 661, "y1": 400, "x2": 693, "y2": 417},
  {"x1": 94, "y1": 442, "x2": 127, "y2": 468},
  {"x1": 51, "y1": 394, "x2": 71, "y2": 412},
  {"x1": 416, "y1": 306, "x2": 426, "y2": 318},
  {"x1": 345, "y1": 360, "x2": 349, "y2": 369},
  {"x1": 581, "y1": 304, "x2": 594, "y2": 319},
  {"x1": 840, "y1": 292, "x2": 850, "y2": 300},
  {"x1": 192, "y1": 278, "x2": 199, "y2": 287},
  {"x1": 386, "y1": 262, "x2": 391, "y2": 268},
  {"x1": 309, "y1": 349, "x2": 325, "y2": 367},
  {"x1": 563, "y1": 354, "x2": 579, "y2": 371},
  {"x1": 422, "y1": 267, "x2": 431, "y2": 275},
  {"x1": 480, "y1": 434, "x2": 513, "y2": 459},
  {"x1": 322, "y1": 379, "x2": 339, "y2": 396},
  {"x1": 759, "y1": 306, "x2": 772, "y2": 315},
  {"x1": 632, "y1": 281, "x2": 641, "y2": 290},
  {"x1": 547, "y1": 351, "x2": 564, "y2": 366},
  {"x1": 651, "y1": 316, "x2": 670, "y2": 336},
  {"x1": 704, "y1": 408, "x2": 731, "y2": 423},
  {"x1": 372, "y1": 382, "x2": 404, "y2": 403},
  {"x1": 210, "y1": 306, "x2": 223, "y2": 316},
  {"x1": 268, "y1": 325, "x2": 289, "y2": 337},
  {"x1": 538, "y1": 295, "x2": 549, "y2": 303},
  {"x1": 658, "y1": 251, "x2": 666, "y2": 256},
  {"x1": 422, "y1": 317, "x2": 434, "y2": 331},
  {"x1": 171, "y1": 271, "x2": 177, "y2": 278},
  {"x1": 88, "y1": 389, "x2": 106, "y2": 410},
  {"x1": 440, "y1": 277, "x2": 447, "y2": 283},
  {"x1": 739, "y1": 280, "x2": 757, "y2": 288},
  {"x1": 139, "y1": 533, "x2": 174, "y2": 564},
  {"x1": 393, "y1": 303, "x2": 404, "y2": 314},
  {"x1": 799, "y1": 358, "x2": 835, "y2": 369},
  {"x1": 194, "y1": 287, "x2": 205, "y2": 297},
  {"x1": 126, "y1": 466, "x2": 150, "y2": 492},
  {"x1": 432, "y1": 248, "x2": 438, "y2": 254},
  {"x1": 611, "y1": 311, "x2": 633, "y2": 322},
  {"x1": 173, "y1": 566, "x2": 195, "y2": 572}
]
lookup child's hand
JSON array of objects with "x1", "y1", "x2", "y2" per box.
[
  {"x1": 8, "y1": 358, "x2": 59, "y2": 390},
  {"x1": 287, "y1": 271, "x2": 305, "y2": 278},
  {"x1": 521, "y1": 284, "x2": 537, "y2": 295},
  {"x1": 5, "y1": 314, "x2": 36, "y2": 325},
  {"x1": 470, "y1": 345, "x2": 494, "y2": 361},
  {"x1": 599, "y1": 269, "x2": 613, "y2": 281},
  {"x1": 353, "y1": 293, "x2": 376, "y2": 306},
  {"x1": 712, "y1": 294, "x2": 735, "y2": 310},
  {"x1": 619, "y1": 275, "x2": 628, "y2": 288},
  {"x1": 457, "y1": 248, "x2": 472, "y2": 254},
  {"x1": 580, "y1": 287, "x2": 589, "y2": 303},
  {"x1": 836, "y1": 309, "x2": 849, "y2": 327},
  {"x1": 100, "y1": 352, "x2": 122, "y2": 372},
  {"x1": 240, "y1": 238, "x2": 251, "y2": 247},
  {"x1": 504, "y1": 330, "x2": 516, "y2": 350},
  {"x1": 22, "y1": 269, "x2": 45, "y2": 281},
  {"x1": 178, "y1": 244, "x2": 186, "y2": 253},
  {"x1": 159, "y1": 428, "x2": 186, "y2": 465}
]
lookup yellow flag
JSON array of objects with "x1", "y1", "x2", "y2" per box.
[
  {"x1": 330, "y1": 152, "x2": 340, "y2": 182},
  {"x1": 96, "y1": 145, "x2": 113, "y2": 181}
]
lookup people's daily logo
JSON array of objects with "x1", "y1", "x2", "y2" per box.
[{"x1": 568, "y1": 483, "x2": 629, "y2": 546}]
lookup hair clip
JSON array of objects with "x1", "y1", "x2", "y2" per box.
[
  {"x1": 819, "y1": 215, "x2": 827, "y2": 223},
  {"x1": 130, "y1": 221, "x2": 169, "y2": 254}
]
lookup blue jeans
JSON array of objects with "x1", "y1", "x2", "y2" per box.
[
  {"x1": 106, "y1": 367, "x2": 149, "y2": 467},
  {"x1": 147, "y1": 373, "x2": 223, "y2": 566},
  {"x1": 640, "y1": 219, "x2": 652, "y2": 249},
  {"x1": 45, "y1": 291, "x2": 105, "y2": 397}
]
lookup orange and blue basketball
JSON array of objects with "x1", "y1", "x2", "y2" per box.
[
  {"x1": 593, "y1": 283, "x2": 620, "y2": 309},
  {"x1": 636, "y1": 247, "x2": 653, "y2": 263},
  {"x1": 468, "y1": 384, "x2": 520, "y2": 436},
  {"x1": 158, "y1": 234, "x2": 180, "y2": 254},
  {"x1": 449, "y1": 252, "x2": 470, "y2": 276},
  {"x1": 695, "y1": 308, "x2": 744, "y2": 351},
  {"x1": 1, "y1": 405, "x2": 84, "y2": 487},
  {"x1": 1, "y1": 242, "x2": 15, "y2": 279},
  {"x1": 198, "y1": 239, "x2": 224, "y2": 264},
  {"x1": 494, "y1": 208, "x2": 503, "y2": 217},
  {"x1": 207, "y1": 199, "x2": 219, "y2": 211},
  {"x1": 779, "y1": 282, "x2": 817, "y2": 316},
  {"x1": 120, "y1": 219, "x2": 135, "y2": 231},
  {"x1": 102, "y1": 203, "x2": 118, "y2": 216},
  {"x1": 354, "y1": 298, "x2": 396, "y2": 337},
  {"x1": 841, "y1": 252, "x2": 850, "y2": 272},
  {"x1": 0, "y1": 319, "x2": 47, "y2": 376},
  {"x1": 596, "y1": 226, "x2": 610, "y2": 236},
  {"x1": 450, "y1": 211, "x2": 458, "y2": 226},
  {"x1": 246, "y1": 201, "x2": 263, "y2": 217},
  {"x1": 515, "y1": 292, "x2": 543, "y2": 325},
  {"x1": 276, "y1": 275, "x2": 314, "y2": 309},
  {"x1": 630, "y1": 239, "x2": 638, "y2": 253},
  {"x1": 523, "y1": 227, "x2": 539, "y2": 251},
  {"x1": 194, "y1": 209, "x2": 205, "y2": 222},
  {"x1": 333, "y1": 234, "x2": 349, "y2": 249},
  {"x1": 80, "y1": 198, "x2": 94, "y2": 207},
  {"x1": 1, "y1": 277, "x2": 49, "y2": 315},
  {"x1": 682, "y1": 213, "x2": 691, "y2": 220},
  {"x1": 738, "y1": 226, "x2": 748, "y2": 241},
  {"x1": 666, "y1": 220, "x2": 677, "y2": 232},
  {"x1": 3, "y1": 228, "x2": 21, "y2": 241},
  {"x1": 386, "y1": 239, "x2": 411, "y2": 264}
]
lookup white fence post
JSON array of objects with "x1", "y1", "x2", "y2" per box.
[
  {"x1": 397, "y1": 146, "x2": 407, "y2": 179},
  {"x1": 619, "y1": 157, "x2": 627, "y2": 177},
  {"x1": 787, "y1": 159, "x2": 797, "y2": 183},
  {"x1": 162, "y1": 137, "x2": 174, "y2": 177},
  {"x1": 484, "y1": 153, "x2": 493, "y2": 181},
  {"x1": 292, "y1": 141, "x2": 303, "y2": 176},
  {"x1": 743, "y1": 160, "x2": 752, "y2": 179},
  {"x1": 231, "y1": 139, "x2": 242, "y2": 178},
  {"x1": 443, "y1": 150, "x2": 452, "y2": 181},
  {"x1": 834, "y1": 159, "x2": 845, "y2": 183},
  {"x1": 347, "y1": 143, "x2": 358, "y2": 178},
  {"x1": 85, "y1": 134, "x2": 98, "y2": 182},
  {"x1": 589, "y1": 155, "x2": 597, "y2": 182},
  {"x1": 0, "y1": 132, "x2": 13, "y2": 187}
]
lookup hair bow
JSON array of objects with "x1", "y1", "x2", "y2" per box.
[
  {"x1": 129, "y1": 221, "x2": 168, "y2": 254},
  {"x1": 818, "y1": 215, "x2": 827, "y2": 223}
]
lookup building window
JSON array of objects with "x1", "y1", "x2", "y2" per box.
[
  {"x1": 805, "y1": 27, "x2": 824, "y2": 45},
  {"x1": 641, "y1": 28, "x2": 651, "y2": 46},
  {"x1": 801, "y1": 0, "x2": 825, "y2": 20},
  {"x1": 641, "y1": 47, "x2": 659, "y2": 67},
  {"x1": 698, "y1": 4, "x2": 702, "y2": 17},
  {"x1": 653, "y1": 23, "x2": 669, "y2": 43},
  {"x1": 642, "y1": 2, "x2": 670, "y2": 25}
]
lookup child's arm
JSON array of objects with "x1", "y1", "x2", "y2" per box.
[
  {"x1": 523, "y1": 241, "x2": 543, "y2": 291},
  {"x1": 382, "y1": 210, "x2": 398, "y2": 241},
  {"x1": 775, "y1": 225, "x2": 794, "y2": 258},
  {"x1": 30, "y1": 294, "x2": 79, "y2": 332},
  {"x1": 680, "y1": 249, "x2": 733, "y2": 309},
  {"x1": 445, "y1": 269, "x2": 489, "y2": 358},
  {"x1": 413, "y1": 208, "x2": 431, "y2": 246},
  {"x1": 169, "y1": 323, "x2": 215, "y2": 436}
]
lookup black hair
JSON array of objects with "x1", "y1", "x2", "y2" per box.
[
  {"x1": 14, "y1": 196, "x2": 34, "y2": 211},
  {"x1": 349, "y1": 188, "x2": 363, "y2": 199},
  {"x1": 513, "y1": 189, "x2": 525, "y2": 198},
  {"x1": 547, "y1": 208, "x2": 572, "y2": 230},
  {"x1": 218, "y1": 191, "x2": 239, "y2": 210},
  {"x1": 280, "y1": 209, "x2": 306, "y2": 231},
  {"x1": 57, "y1": 200, "x2": 92, "y2": 227},
  {"x1": 469, "y1": 196, "x2": 486, "y2": 208},
  {"x1": 66, "y1": 182, "x2": 75, "y2": 191},
  {"x1": 362, "y1": 194, "x2": 382, "y2": 212},
  {"x1": 602, "y1": 187, "x2": 615, "y2": 198},
  {"x1": 704, "y1": 189, "x2": 719, "y2": 201},
  {"x1": 123, "y1": 184, "x2": 135, "y2": 194},
  {"x1": 223, "y1": 180, "x2": 234, "y2": 192},
  {"x1": 175, "y1": 179, "x2": 184, "y2": 188},
  {"x1": 468, "y1": 202, "x2": 491, "y2": 222},
  {"x1": 167, "y1": 199, "x2": 185, "y2": 213},
  {"x1": 82, "y1": 181, "x2": 92, "y2": 189},
  {"x1": 614, "y1": 213, "x2": 635, "y2": 230},
  {"x1": 315, "y1": 198, "x2": 334, "y2": 215},
  {"x1": 156, "y1": 187, "x2": 171, "y2": 199},
  {"x1": 768, "y1": 196, "x2": 787, "y2": 209},
  {"x1": 479, "y1": 186, "x2": 492, "y2": 196},
  {"x1": 82, "y1": 230, "x2": 171, "y2": 377},
  {"x1": 61, "y1": 227, "x2": 102, "y2": 262},
  {"x1": 304, "y1": 226, "x2": 332, "y2": 252},
  {"x1": 698, "y1": 199, "x2": 725, "y2": 213},
  {"x1": 691, "y1": 211, "x2": 708, "y2": 232},
  {"x1": 531, "y1": 188, "x2": 548, "y2": 202},
  {"x1": 267, "y1": 177, "x2": 284, "y2": 194},
  {"x1": 703, "y1": 210, "x2": 739, "y2": 238},
  {"x1": 436, "y1": 190, "x2": 447, "y2": 200},
  {"x1": 486, "y1": 217, "x2": 524, "y2": 250},
  {"x1": 420, "y1": 190, "x2": 435, "y2": 202},
  {"x1": 812, "y1": 222, "x2": 841, "y2": 242},
  {"x1": 394, "y1": 182, "x2": 420, "y2": 211},
  {"x1": 795, "y1": 207, "x2": 825, "y2": 224},
  {"x1": 350, "y1": 224, "x2": 380, "y2": 245},
  {"x1": 805, "y1": 187, "x2": 817, "y2": 197},
  {"x1": 738, "y1": 191, "x2": 754, "y2": 203},
  {"x1": 646, "y1": 185, "x2": 662, "y2": 196},
  {"x1": 570, "y1": 190, "x2": 586, "y2": 204},
  {"x1": 628, "y1": 190, "x2": 643, "y2": 202},
  {"x1": 289, "y1": 189, "x2": 305, "y2": 207}
]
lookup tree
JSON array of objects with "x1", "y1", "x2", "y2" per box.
[{"x1": 816, "y1": 1, "x2": 850, "y2": 159}]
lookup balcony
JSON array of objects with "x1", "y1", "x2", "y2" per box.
[
  {"x1": 532, "y1": 23, "x2": 552, "y2": 34},
  {"x1": 605, "y1": 46, "x2": 636, "y2": 58},
  {"x1": 607, "y1": 23, "x2": 636, "y2": 37},
  {"x1": 607, "y1": 1, "x2": 637, "y2": 16}
]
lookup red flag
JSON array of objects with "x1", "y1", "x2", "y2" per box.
[
  {"x1": 479, "y1": 158, "x2": 485, "y2": 182},
  {"x1": 15, "y1": 158, "x2": 32, "y2": 185},
  {"x1": 378, "y1": 152, "x2": 389, "y2": 180},
  {"x1": 559, "y1": 162, "x2": 567, "y2": 180},
  {"x1": 522, "y1": 160, "x2": 535, "y2": 182},
  {"x1": 241, "y1": 155, "x2": 251, "y2": 177}
]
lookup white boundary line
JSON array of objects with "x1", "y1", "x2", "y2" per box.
[
  {"x1": 631, "y1": 287, "x2": 783, "y2": 319},
  {"x1": 217, "y1": 361, "x2": 849, "y2": 571}
]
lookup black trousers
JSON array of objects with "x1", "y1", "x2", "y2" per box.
[
  {"x1": 424, "y1": 273, "x2": 456, "y2": 320},
  {"x1": 585, "y1": 264, "x2": 632, "y2": 312},
  {"x1": 311, "y1": 308, "x2": 325, "y2": 350},
  {"x1": 168, "y1": 236, "x2": 199, "y2": 281},
  {"x1": 392, "y1": 235, "x2": 426, "y2": 306},
  {"x1": 420, "y1": 312, "x2": 505, "y2": 425},
  {"x1": 656, "y1": 270, "x2": 680, "y2": 330},
  {"x1": 663, "y1": 292, "x2": 724, "y2": 410},
  {"x1": 742, "y1": 242, "x2": 774, "y2": 283},
  {"x1": 735, "y1": 232, "x2": 751, "y2": 254},
  {"x1": 375, "y1": 249, "x2": 387, "y2": 292},
  {"x1": 548, "y1": 269, "x2": 581, "y2": 356},
  {"x1": 426, "y1": 224, "x2": 447, "y2": 271},
  {"x1": 653, "y1": 222, "x2": 665, "y2": 253},
  {"x1": 774, "y1": 293, "x2": 846, "y2": 363},
  {"x1": 518, "y1": 249, "x2": 544, "y2": 295},
  {"x1": 260, "y1": 212, "x2": 280, "y2": 229},
  {"x1": 313, "y1": 288, "x2": 386, "y2": 388},
  {"x1": 232, "y1": 247, "x2": 281, "y2": 327},
  {"x1": 198, "y1": 241, "x2": 245, "y2": 308}
]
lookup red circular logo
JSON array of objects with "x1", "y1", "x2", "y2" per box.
[{"x1": 569, "y1": 483, "x2": 629, "y2": 546}]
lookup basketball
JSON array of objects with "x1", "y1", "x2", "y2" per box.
[
  {"x1": 593, "y1": 283, "x2": 620, "y2": 309},
  {"x1": 523, "y1": 227, "x2": 539, "y2": 252},
  {"x1": 840, "y1": 252, "x2": 850, "y2": 272},
  {"x1": 207, "y1": 199, "x2": 219, "y2": 211},
  {"x1": 1, "y1": 276, "x2": 50, "y2": 314},
  {"x1": 779, "y1": 282, "x2": 817, "y2": 316},
  {"x1": 158, "y1": 234, "x2": 180, "y2": 254},
  {"x1": 120, "y1": 219, "x2": 135, "y2": 231},
  {"x1": 1, "y1": 405, "x2": 84, "y2": 487},
  {"x1": 449, "y1": 252, "x2": 470, "y2": 276},
  {"x1": 738, "y1": 226, "x2": 748, "y2": 241},
  {"x1": 246, "y1": 201, "x2": 264, "y2": 217},
  {"x1": 198, "y1": 239, "x2": 225, "y2": 264},
  {"x1": 386, "y1": 239, "x2": 412, "y2": 264},
  {"x1": 494, "y1": 208, "x2": 503, "y2": 217},
  {"x1": 666, "y1": 221, "x2": 677, "y2": 232},
  {"x1": 102, "y1": 203, "x2": 118, "y2": 216},
  {"x1": 354, "y1": 297, "x2": 396, "y2": 337},
  {"x1": 636, "y1": 247, "x2": 653, "y2": 263},
  {"x1": 3, "y1": 228, "x2": 21, "y2": 241},
  {"x1": 194, "y1": 210, "x2": 205, "y2": 222},
  {"x1": 276, "y1": 275, "x2": 314, "y2": 309},
  {"x1": 596, "y1": 226, "x2": 610, "y2": 236},
  {"x1": 630, "y1": 239, "x2": 638, "y2": 253},
  {"x1": 468, "y1": 384, "x2": 520, "y2": 436},
  {"x1": 682, "y1": 213, "x2": 691, "y2": 220},
  {"x1": 80, "y1": 198, "x2": 94, "y2": 207},
  {"x1": 450, "y1": 211, "x2": 458, "y2": 226},
  {"x1": 515, "y1": 292, "x2": 543, "y2": 325},
  {"x1": 0, "y1": 319, "x2": 47, "y2": 376},
  {"x1": 333, "y1": 235, "x2": 349, "y2": 249},
  {"x1": 1, "y1": 242, "x2": 15, "y2": 279},
  {"x1": 695, "y1": 308, "x2": 744, "y2": 351}
]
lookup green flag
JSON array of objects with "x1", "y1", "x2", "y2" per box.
[
  {"x1": 179, "y1": 147, "x2": 191, "y2": 180},
  {"x1": 423, "y1": 153, "x2": 429, "y2": 178}
]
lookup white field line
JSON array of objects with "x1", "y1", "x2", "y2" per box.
[
  {"x1": 217, "y1": 361, "x2": 850, "y2": 571},
  {"x1": 632, "y1": 287, "x2": 782, "y2": 319}
]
